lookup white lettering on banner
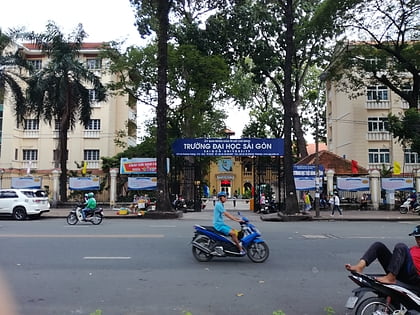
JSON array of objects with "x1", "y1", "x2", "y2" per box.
[
  {"x1": 256, "y1": 143, "x2": 272, "y2": 150},
  {"x1": 183, "y1": 143, "x2": 211, "y2": 150}
]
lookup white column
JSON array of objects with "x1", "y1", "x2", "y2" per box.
[
  {"x1": 110, "y1": 168, "x2": 118, "y2": 207},
  {"x1": 52, "y1": 169, "x2": 60, "y2": 206},
  {"x1": 369, "y1": 169, "x2": 380, "y2": 210},
  {"x1": 415, "y1": 169, "x2": 420, "y2": 193},
  {"x1": 326, "y1": 169, "x2": 335, "y2": 195}
]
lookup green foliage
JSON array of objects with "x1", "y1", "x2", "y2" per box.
[
  {"x1": 388, "y1": 109, "x2": 420, "y2": 155},
  {"x1": 89, "y1": 310, "x2": 102, "y2": 315}
]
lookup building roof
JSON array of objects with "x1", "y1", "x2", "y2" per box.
[{"x1": 296, "y1": 150, "x2": 369, "y2": 175}]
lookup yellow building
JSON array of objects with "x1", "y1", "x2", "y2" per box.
[{"x1": 0, "y1": 42, "x2": 135, "y2": 174}]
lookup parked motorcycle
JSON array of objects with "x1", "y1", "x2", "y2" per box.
[
  {"x1": 66, "y1": 204, "x2": 103, "y2": 225},
  {"x1": 259, "y1": 200, "x2": 277, "y2": 214},
  {"x1": 191, "y1": 212, "x2": 269, "y2": 263},
  {"x1": 345, "y1": 271, "x2": 420, "y2": 315},
  {"x1": 399, "y1": 198, "x2": 420, "y2": 214}
]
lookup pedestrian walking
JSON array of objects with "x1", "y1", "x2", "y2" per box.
[{"x1": 330, "y1": 192, "x2": 342, "y2": 216}]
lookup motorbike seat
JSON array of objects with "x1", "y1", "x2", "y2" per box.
[{"x1": 395, "y1": 280, "x2": 420, "y2": 296}]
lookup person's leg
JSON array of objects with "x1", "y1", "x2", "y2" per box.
[
  {"x1": 376, "y1": 243, "x2": 420, "y2": 284},
  {"x1": 82, "y1": 208, "x2": 87, "y2": 220},
  {"x1": 229, "y1": 229, "x2": 243, "y2": 253},
  {"x1": 345, "y1": 242, "x2": 392, "y2": 273}
]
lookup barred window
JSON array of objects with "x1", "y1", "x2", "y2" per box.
[
  {"x1": 84, "y1": 150, "x2": 99, "y2": 161},
  {"x1": 86, "y1": 58, "x2": 101, "y2": 70},
  {"x1": 368, "y1": 117, "x2": 388, "y2": 132},
  {"x1": 24, "y1": 119, "x2": 39, "y2": 130},
  {"x1": 367, "y1": 86, "x2": 388, "y2": 101},
  {"x1": 368, "y1": 148, "x2": 390, "y2": 164},
  {"x1": 86, "y1": 119, "x2": 101, "y2": 130},
  {"x1": 405, "y1": 149, "x2": 420, "y2": 164},
  {"x1": 23, "y1": 149, "x2": 38, "y2": 161}
]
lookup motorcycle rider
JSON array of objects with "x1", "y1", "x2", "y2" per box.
[
  {"x1": 410, "y1": 190, "x2": 418, "y2": 209},
  {"x1": 213, "y1": 191, "x2": 245, "y2": 255},
  {"x1": 345, "y1": 225, "x2": 420, "y2": 285},
  {"x1": 82, "y1": 192, "x2": 97, "y2": 220}
]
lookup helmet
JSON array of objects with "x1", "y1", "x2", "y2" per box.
[
  {"x1": 409, "y1": 225, "x2": 420, "y2": 237},
  {"x1": 87, "y1": 192, "x2": 94, "y2": 198},
  {"x1": 217, "y1": 191, "x2": 227, "y2": 198}
]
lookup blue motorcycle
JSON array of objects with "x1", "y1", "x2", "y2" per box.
[{"x1": 191, "y1": 213, "x2": 269, "y2": 263}]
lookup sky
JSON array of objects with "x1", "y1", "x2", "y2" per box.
[{"x1": 0, "y1": 0, "x2": 250, "y2": 138}]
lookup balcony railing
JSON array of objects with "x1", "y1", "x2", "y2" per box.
[
  {"x1": 83, "y1": 130, "x2": 100, "y2": 138},
  {"x1": 23, "y1": 130, "x2": 40, "y2": 138},
  {"x1": 365, "y1": 100, "x2": 390, "y2": 109},
  {"x1": 366, "y1": 132, "x2": 391, "y2": 141}
]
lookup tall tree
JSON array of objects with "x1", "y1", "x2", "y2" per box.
[
  {"x1": 203, "y1": 0, "x2": 345, "y2": 213},
  {"x1": 0, "y1": 29, "x2": 26, "y2": 112},
  {"x1": 16, "y1": 22, "x2": 106, "y2": 202},
  {"x1": 130, "y1": 0, "x2": 173, "y2": 210}
]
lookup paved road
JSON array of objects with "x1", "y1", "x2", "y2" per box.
[{"x1": 43, "y1": 204, "x2": 420, "y2": 222}]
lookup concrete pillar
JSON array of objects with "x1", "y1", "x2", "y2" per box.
[
  {"x1": 415, "y1": 169, "x2": 420, "y2": 193},
  {"x1": 52, "y1": 169, "x2": 60, "y2": 207},
  {"x1": 369, "y1": 169, "x2": 380, "y2": 210},
  {"x1": 110, "y1": 168, "x2": 118, "y2": 207},
  {"x1": 326, "y1": 169, "x2": 335, "y2": 195}
]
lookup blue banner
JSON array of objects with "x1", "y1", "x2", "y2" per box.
[
  {"x1": 172, "y1": 138, "x2": 284, "y2": 156},
  {"x1": 293, "y1": 165, "x2": 325, "y2": 177}
]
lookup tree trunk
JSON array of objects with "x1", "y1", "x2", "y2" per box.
[
  {"x1": 155, "y1": 0, "x2": 172, "y2": 211},
  {"x1": 283, "y1": 0, "x2": 299, "y2": 214},
  {"x1": 58, "y1": 87, "x2": 71, "y2": 202}
]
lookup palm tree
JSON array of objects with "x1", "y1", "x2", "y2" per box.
[
  {"x1": 0, "y1": 29, "x2": 26, "y2": 112},
  {"x1": 16, "y1": 22, "x2": 107, "y2": 202}
]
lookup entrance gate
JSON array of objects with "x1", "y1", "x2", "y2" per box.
[{"x1": 171, "y1": 138, "x2": 285, "y2": 212}]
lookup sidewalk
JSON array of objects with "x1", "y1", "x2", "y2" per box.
[{"x1": 43, "y1": 206, "x2": 420, "y2": 222}]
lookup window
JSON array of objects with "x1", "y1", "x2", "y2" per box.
[
  {"x1": 367, "y1": 86, "x2": 388, "y2": 101},
  {"x1": 86, "y1": 119, "x2": 101, "y2": 130},
  {"x1": 405, "y1": 149, "x2": 420, "y2": 164},
  {"x1": 84, "y1": 150, "x2": 99, "y2": 161},
  {"x1": 23, "y1": 149, "x2": 38, "y2": 161},
  {"x1": 27, "y1": 59, "x2": 42, "y2": 72},
  {"x1": 88, "y1": 89, "x2": 99, "y2": 102},
  {"x1": 86, "y1": 58, "x2": 101, "y2": 70},
  {"x1": 54, "y1": 120, "x2": 60, "y2": 131},
  {"x1": 368, "y1": 117, "x2": 388, "y2": 132},
  {"x1": 24, "y1": 119, "x2": 39, "y2": 130},
  {"x1": 368, "y1": 148, "x2": 390, "y2": 164}
]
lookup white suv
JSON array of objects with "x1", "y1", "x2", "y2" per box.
[{"x1": 0, "y1": 189, "x2": 50, "y2": 220}]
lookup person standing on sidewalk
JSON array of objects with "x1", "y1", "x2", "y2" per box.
[{"x1": 330, "y1": 192, "x2": 342, "y2": 216}]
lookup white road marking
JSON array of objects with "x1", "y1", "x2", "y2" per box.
[{"x1": 84, "y1": 257, "x2": 131, "y2": 260}]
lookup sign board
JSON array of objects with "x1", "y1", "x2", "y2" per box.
[
  {"x1": 69, "y1": 177, "x2": 100, "y2": 191},
  {"x1": 337, "y1": 177, "x2": 370, "y2": 191},
  {"x1": 127, "y1": 177, "x2": 157, "y2": 190},
  {"x1": 120, "y1": 158, "x2": 157, "y2": 175},
  {"x1": 381, "y1": 178, "x2": 414, "y2": 191},
  {"x1": 172, "y1": 138, "x2": 284, "y2": 156},
  {"x1": 294, "y1": 177, "x2": 316, "y2": 191},
  {"x1": 293, "y1": 165, "x2": 325, "y2": 177},
  {"x1": 11, "y1": 177, "x2": 42, "y2": 189}
]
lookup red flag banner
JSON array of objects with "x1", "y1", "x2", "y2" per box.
[{"x1": 351, "y1": 160, "x2": 358, "y2": 174}]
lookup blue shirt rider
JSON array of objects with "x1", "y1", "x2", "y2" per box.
[{"x1": 213, "y1": 191, "x2": 244, "y2": 255}]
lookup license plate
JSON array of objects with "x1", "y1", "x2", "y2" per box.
[{"x1": 345, "y1": 296, "x2": 358, "y2": 309}]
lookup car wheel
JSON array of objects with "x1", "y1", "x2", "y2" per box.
[{"x1": 13, "y1": 207, "x2": 27, "y2": 220}]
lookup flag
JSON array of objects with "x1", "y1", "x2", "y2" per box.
[
  {"x1": 81, "y1": 161, "x2": 87, "y2": 175},
  {"x1": 393, "y1": 161, "x2": 401, "y2": 175},
  {"x1": 351, "y1": 160, "x2": 358, "y2": 174}
]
